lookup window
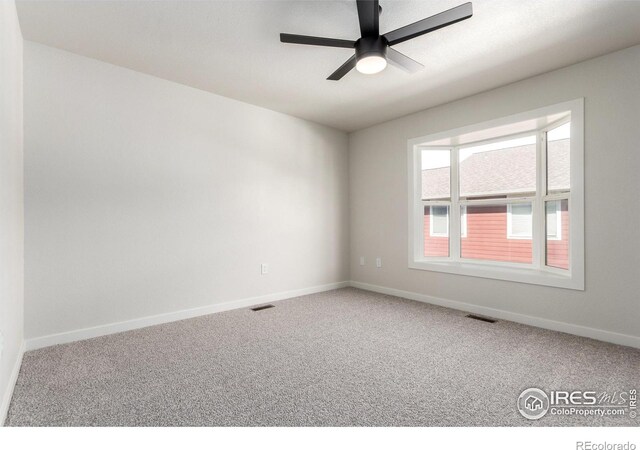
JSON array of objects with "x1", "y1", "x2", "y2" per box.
[
  {"x1": 408, "y1": 99, "x2": 584, "y2": 290},
  {"x1": 507, "y1": 204, "x2": 533, "y2": 239},
  {"x1": 545, "y1": 201, "x2": 562, "y2": 240},
  {"x1": 429, "y1": 205, "x2": 467, "y2": 237},
  {"x1": 429, "y1": 206, "x2": 449, "y2": 237}
]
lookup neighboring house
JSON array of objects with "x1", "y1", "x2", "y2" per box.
[{"x1": 422, "y1": 140, "x2": 570, "y2": 269}]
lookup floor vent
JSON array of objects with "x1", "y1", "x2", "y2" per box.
[
  {"x1": 251, "y1": 304, "x2": 275, "y2": 312},
  {"x1": 466, "y1": 314, "x2": 497, "y2": 323}
]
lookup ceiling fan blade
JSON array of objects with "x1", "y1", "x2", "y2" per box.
[
  {"x1": 356, "y1": 0, "x2": 379, "y2": 37},
  {"x1": 383, "y1": 2, "x2": 473, "y2": 46},
  {"x1": 327, "y1": 55, "x2": 357, "y2": 81},
  {"x1": 280, "y1": 33, "x2": 355, "y2": 49},
  {"x1": 387, "y1": 48, "x2": 424, "y2": 73}
]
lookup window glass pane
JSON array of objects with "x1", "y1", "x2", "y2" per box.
[
  {"x1": 546, "y1": 199, "x2": 569, "y2": 270},
  {"x1": 508, "y1": 203, "x2": 533, "y2": 238},
  {"x1": 459, "y1": 136, "x2": 536, "y2": 199},
  {"x1": 424, "y1": 205, "x2": 449, "y2": 257},
  {"x1": 461, "y1": 203, "x2": 532, "y2": 264},
  {"x1": 547, "y1": 122, "x2": 570, "y2": 194},
  {"x1": 422, "y1": 149, "x2": 450, "y2": 200}
]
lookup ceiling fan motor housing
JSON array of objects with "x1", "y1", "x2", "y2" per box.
[{"x1": 355, "y1": 36, "x2": 388, "y2": 62}]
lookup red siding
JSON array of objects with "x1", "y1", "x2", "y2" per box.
[
  {"x1": 424, "y1": 205, "x2": 569, "y2": 269},
  {"x1": 424, "y1": 230, "x2": 449, "y2": 256},
  {"x1": 423, "y1": 211, "x2": 448, "y2": 257},
  {"x1": 423, "y1": 206, "x2": 449, "y2": 256},
  {"x1": 461, "y1": 205, "x2": 532, "y2": 263}
]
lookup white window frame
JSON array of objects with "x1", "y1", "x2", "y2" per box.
[
  {"x1": 407, "y1": 99, "x2": 584, "y2": 290},
  {"x1": 506, "y1": 203, "x2": 533, "y2": 240}
]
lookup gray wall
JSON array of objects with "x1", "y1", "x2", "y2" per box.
[
  {"x1": 24, "y1": 42, "x2": 349, "y2": 339},
  {"x1": 349, "y1": 44, "x2": 640, "y2": 340},
  {"x1": 0, "y1": 0, "x2": 24, "y2": 423},
  {"x1": 20, "y1": 37, "x2": 640, "y2": 346}
]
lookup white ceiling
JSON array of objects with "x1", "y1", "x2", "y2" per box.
[{"x1": 16, "y1": 0, "x2": 640, "y2": 132}]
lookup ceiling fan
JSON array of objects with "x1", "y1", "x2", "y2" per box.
[{"x1": 280, "y1": 1, "x2": 473, "y2": 80}]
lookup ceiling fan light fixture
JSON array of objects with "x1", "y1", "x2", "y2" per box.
[
  {"x1": 279, "y1": 1, "x2": 473, "y2": 81},
  {"x1": 356, "y1": 55, "x2": 387, "y2": 74},
  {"x1": 354, "y1": 35, "x2": 388, "y2": 75}
]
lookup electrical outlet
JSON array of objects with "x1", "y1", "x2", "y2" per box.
[
  {"x1": 359, "y1": 256, "x2": 365, "y2": 266},
  {"x1": 261, "y1": 263, "x2": 269, "y2": 275},
  {"x1": 376, "y1": 257, "x2": 382, "y2": 268}
]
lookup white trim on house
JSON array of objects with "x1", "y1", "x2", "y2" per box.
[
  {"x1": 24, "y1": 281, "x2": 350, "y2": 351},
  {"x1": 460, "y1": 205, "x2": 467, "y2": 238},
  {"x1": 506, "y1": 203, "x2": 534, "y2": 239},
  {"x1": 505, "y1": 202, "x2": 562, "y2": 240},
  {"x1": 428, "y1": 205, "x2": 449, "y2": 237},
  {"x1": 408, "y1": 98, "x2": 584, "y2": 290},
  {"x1": 427, "y1": 205, "x2": 467, "y2": 238}
]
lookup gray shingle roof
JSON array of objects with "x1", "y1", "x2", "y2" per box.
[{"x1": 422, "y1": 139, "x2": 570, "y2": 200}]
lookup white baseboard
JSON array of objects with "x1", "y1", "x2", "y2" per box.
[
  {"x1": 1, "y1": 341, "x2": 25, "y2": 426},
  {"x1": 21, "y1": 279, "x2": 640, "y2": 354},
  {"x1": 25, "y1": 281, "x2": 350, "y2": 352},
  {"x1": 350, "y1": 281, "x2": 640, "y2": 349}
]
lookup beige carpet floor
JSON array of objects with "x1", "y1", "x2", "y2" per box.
[{"x1": 6, "y1": 288, "x2": 640, "y2": 426}]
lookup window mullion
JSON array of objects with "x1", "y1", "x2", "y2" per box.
[
  {"x1": 450, "y1": 147, "x2": 461, "y2": 261},
  {"x1": 543, "y1": 192, "x2": 570, "y2": 202},
  {"x1": 414, "y1": 148, "x2": 424, "y2": 263},
  {"x1": 460, "y1": 197, "x2": 535, "y2": 207},
  {"x1": 533, "y1": 131, "x2": 546, "y2": 269}
]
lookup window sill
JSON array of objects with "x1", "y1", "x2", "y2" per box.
[{"x1": 409, "y1": 259, "x2": 584, "y2": 290}]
